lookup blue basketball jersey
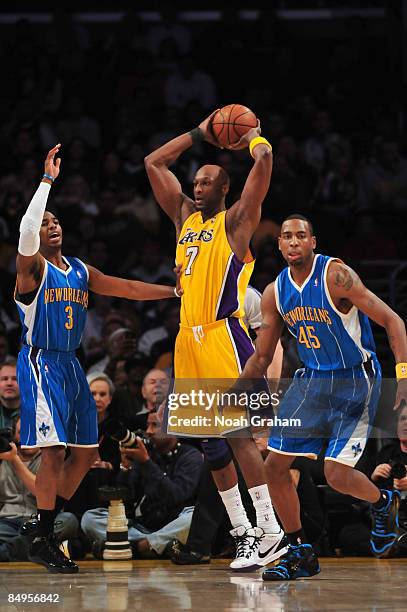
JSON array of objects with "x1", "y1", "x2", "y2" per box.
[
  {"x1": 275, "y1": 254, "x2": 376, "y2": 370},
  {"x1": 15, "y1": 256, "x2": 89, "y2": 352}
]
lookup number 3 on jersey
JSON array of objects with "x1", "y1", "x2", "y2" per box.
[
  {"x1": 185, "y1": 246, "x2": 199, "y2": 276},
  {"x1": 65, "y1": 305, "x2": 74, "y2": 330},
  {"x1": 298, "y1": 325, "x2": 320, "y2": 349}
]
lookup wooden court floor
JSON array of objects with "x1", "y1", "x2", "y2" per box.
[{"x1": 0, "y1": 558, "x2": 405, "y2": 611}]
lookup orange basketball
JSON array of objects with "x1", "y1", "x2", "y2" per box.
[{"x1": 211, "y1": 104, "x2": 258, "y2": 149}]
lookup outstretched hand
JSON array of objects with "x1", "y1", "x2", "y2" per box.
[
  {"x1": 174, "y1": 264, "x2": 184, "y2": 297},
  {"x1": 198, "y1": 110, "x2": 222, "y2": 148},
  {"x1": 44, "y1": 144, "x2": 62, "y2": 181}
]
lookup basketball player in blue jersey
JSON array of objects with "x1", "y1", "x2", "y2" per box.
[
  {"x1": 235, "y1": 214, "x2": 407, "y2": 580},
  {"x1": 145, "y1": 113, "x2": 289, "y2": 571},
  {"x1": 14, "y1": 145, "x2": 182, "y2": 573}
]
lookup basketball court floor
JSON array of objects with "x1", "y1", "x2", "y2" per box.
[{"x1": 0, "y1": 558, "x2": 405, "y2": 611}]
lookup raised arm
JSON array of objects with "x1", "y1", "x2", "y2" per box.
[
  {"x1": 327, "y1": 260, "x2": 407, "y2": 409},
  {"x1": 226, "y1": 129, "x2": 273, "y2": 260},
  {"x1": 16, "y1": 145, "x2": 61, "y2": 294},
  {"x1": 87, "y1": 265, "x2": 182, "y2": 301},
  {"x1": 144, "y1": 111, "x2": 218, "y2": 232}
]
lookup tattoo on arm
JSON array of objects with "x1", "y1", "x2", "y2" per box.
[
  {"x1": 334, "y1": 266, "x2": 357, "y2": 292},
  {"x1": 259, "y1": 322, "x2": 272, "y2": 330}
]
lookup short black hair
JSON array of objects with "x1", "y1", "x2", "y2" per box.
[
  {"x1": 282, "y1": 214, "x2": 314, "y2": 236},
  {"x1": 44, "y1": 208, "x2": 59, "y2": 219}
]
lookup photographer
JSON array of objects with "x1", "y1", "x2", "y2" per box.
[
  {"x1": 0, "y1": 418, "x2": 78, "y2": 561},
  {"x1": 81, "y1": 410, "x2": 203, "y2": 558},
  {"x1": 338, "y1": 405, "x2": 407, "y2": 556},
  {"x1": 0, "y1": 358, "x2": 20, "y2": 430}
]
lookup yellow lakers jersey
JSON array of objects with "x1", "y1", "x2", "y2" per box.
[{"x1": 176, "y1": 211, "x2": 255, "y2": 326}]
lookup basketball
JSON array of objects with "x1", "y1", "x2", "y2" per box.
[{"x1": 211, "y1": 104, "x2": 258, "y2": 149}]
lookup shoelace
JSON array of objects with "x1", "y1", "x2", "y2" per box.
[
  {"x1": 234, "y1": 534, "x2": 253, "y2": 559},
  {"x1": 249, "y1": 533, "x2": 264, "y2": 553},
  {"x1": 372, "y1": 507, "x2": 390, "y2": 535}
]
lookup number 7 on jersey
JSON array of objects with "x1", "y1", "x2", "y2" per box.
[{"x1": 185, "y1": 246, "x2": 199, "y2": 276}]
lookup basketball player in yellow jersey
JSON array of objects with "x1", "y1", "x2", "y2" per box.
[{"x1": 144, "y1": 112, "x2": 288, "y2": 570}]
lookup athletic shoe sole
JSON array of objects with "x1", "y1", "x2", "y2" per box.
[{"x1": 28, "y1": 554, "x2": 79, "y2": 574}]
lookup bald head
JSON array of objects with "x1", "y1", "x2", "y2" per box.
[{"x1": 196, "y1": 165, "x2": 230, "y2": 188}]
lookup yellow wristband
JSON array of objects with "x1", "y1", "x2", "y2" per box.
[
  {"x1": 249, "y1": 136, "x2": 272, "y2": 158},
  {"x1": 396, "y1": 363, "x2": 407, "y2": 380}
]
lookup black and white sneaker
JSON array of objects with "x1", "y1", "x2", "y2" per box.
[
  {"x1": 249, "y1": 528, "x2": 289, "y2": 568},
  {"x1": 29, "y1": 536, "x2": 79, "y2": 573},
  {"x1": 229, "y1": 526, "x2": 258, "y2": 571},
  {"x1": 230, "y1": 526, "x2": 287, "y2": 571}
]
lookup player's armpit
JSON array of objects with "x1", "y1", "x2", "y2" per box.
[
  {"x1": 328, "y1": 261, "x2": 407, "y2": 364},
  {"x1": 226, "y1": 144, "x2": 272, "y2": 258},
  {"x1": 16, "y1": 254, "x2": 45, "y2": 294},
  {"x1": 328, "y1": 261, "x2": 397, "y2": 327}
]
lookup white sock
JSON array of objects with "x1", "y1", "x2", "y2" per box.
[
  {"x1": 218, "y1": 484, "x2": 252, "y2": 529},
  {"x1": 248, "y1": 484, "x2": 280, "y2": 534}
]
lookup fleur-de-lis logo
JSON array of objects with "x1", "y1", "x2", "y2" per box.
[
  {"x1": 39, "y1": 422, "x2": 50, "y2": 437},
  {"x1": 352, "y1": 442, "x2": 362, "y2": 457}
]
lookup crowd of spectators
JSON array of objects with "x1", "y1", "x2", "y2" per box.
[{"x1": 0, "y1": 8, "x2": 406, "y2": 561}]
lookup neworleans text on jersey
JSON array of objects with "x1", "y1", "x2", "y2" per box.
[
  {"x1": 43, "y1": 287, "x2": 89, "y2": 308},
  {"x1": 282, "y1": 306, "x2": 332, "y2": 328}
]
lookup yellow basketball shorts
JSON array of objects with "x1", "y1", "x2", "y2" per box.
[{"x1": 166, "y1": 317, "x2": 256, "y2": 437}]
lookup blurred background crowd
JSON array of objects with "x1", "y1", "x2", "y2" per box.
[{"x1": 0, "y1": 3, "x2": 406, "y2": 562}]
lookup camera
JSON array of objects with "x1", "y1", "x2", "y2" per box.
[
  {"x1": 389, "y1": 460, "x2": 407, "y2": 481},
  {"x1": 105, "y1": 419, "x2": 150, "y2": 450},
  {"x1": 0, "y1": 427, "x2": 13, "y2": 453}
]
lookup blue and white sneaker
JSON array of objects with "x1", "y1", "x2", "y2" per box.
[
  {"x1": 262, "y1": 544, "x2": 320, "y2": 581},
  {"x1": 370, "y1": 489, "x2": 400, "y2": 558}
]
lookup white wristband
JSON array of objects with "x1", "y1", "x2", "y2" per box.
[{"x1": 174, "y1": 287, "x2": 181, "y2": 298}]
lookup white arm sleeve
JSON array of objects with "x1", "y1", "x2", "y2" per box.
[
  {"x1": 18, "y1": 182, "x2": 51, "y2": 256},
  {"x1": 243, "y1": 286, "x2": 263, "y2": 331}
]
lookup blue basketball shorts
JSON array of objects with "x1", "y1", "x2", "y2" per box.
[
  {"x1": 268, "y1": 357, "x2": 381, "y2": 467},
  {"x1": 17, "y1": 344, "x2": 98, "y2": 448}
]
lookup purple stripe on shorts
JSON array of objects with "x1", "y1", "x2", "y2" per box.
[
  {"x1": 227, "y1": 317, "x2": 254, "y2": 369},
  {"x1": 217, "y1": 254, "x2": 244, "y2": 320}
]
